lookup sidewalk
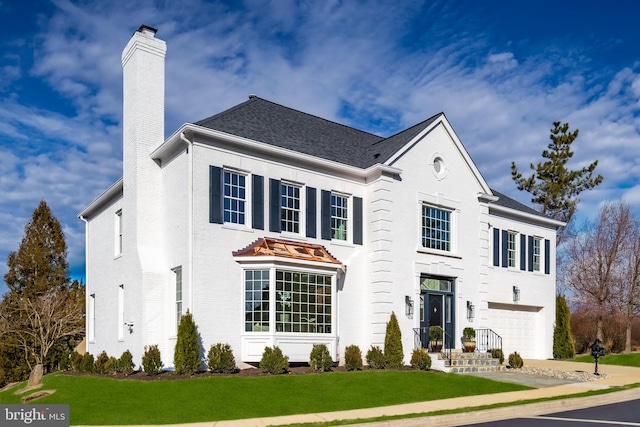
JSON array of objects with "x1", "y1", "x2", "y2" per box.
[{"x1": 91, "y1": 360, "x2": 640, "y2": 427}]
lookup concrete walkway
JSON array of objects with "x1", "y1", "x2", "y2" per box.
[{"x1": 89, "y1": 360, "x2": 640, "y2": 427}]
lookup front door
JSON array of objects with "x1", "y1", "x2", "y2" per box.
[{"x1": 419, "y1": 276, "x2": 455, "y2": 351}]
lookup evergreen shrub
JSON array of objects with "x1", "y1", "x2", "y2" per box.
[
  {"x1": 410, "y1": 348, "x2": 432, "y2": 370},
  {"x1": 489, "y1": 348, "x2": 504, "y2": 364},
  {"x1": 80, "y1": 353, "x2": 94, "y2": 373},
  {"x1": 366, "y1": 345, "x2": 385, "y2": 369},
  {"x1": 70, "y1": 351, "x2": 83, "y2": 371},
  {"x1": 94, "y1": 351, "x2": 109, "y2": 374},
  {"x1": 173, "y1": 310, "x2": 201, "y2": 375},
  {"x1": 105, "y1": 357, "x2": 119, "y2": 374},
  {"x1": 508, "y1": 351, "x2": 524, "y2": 369},
  {"x1": 259, "y1": 346, "x2": 289, "y2": 374},
  {"x1": 553, "y1": 295, "x2": 576, "y2": 359},
  {"x1": 207, "y1": 343, "x2": 236, "y2": 374},
  {"x1": 384, "y1": 312, "x2": 404, "y2": 368},
  {"x1": 309, "y1": 344, "x2": 333, "y2": 372},
  {"x1": 344, "y1": 345, "x2": 363, "y2": 371},
  {"x1": 59, "y1": 352, "x2": 70, "y2": 371},
  {"x1": 142, "y1": 345, "x2": 164, "y2": 375},
  {"x1": 118, "y1": 349, "x2": 135, "y2": 375}
]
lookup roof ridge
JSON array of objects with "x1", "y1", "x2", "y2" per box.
[
  {"x1": 373, "y1": 112, "x2": 443, "y2": 146},
  {"x1": 252, "y1": 95, "x2": 384, "y2": 139}
]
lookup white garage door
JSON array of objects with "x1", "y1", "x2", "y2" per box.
[{"x1": 488, "y1": 303, "x2": 542, "y2": 360}]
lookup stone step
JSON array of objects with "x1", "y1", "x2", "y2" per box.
[{"x1": 449, "y1": 365, "x2": 504, "y2": 373}]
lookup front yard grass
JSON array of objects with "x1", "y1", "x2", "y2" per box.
[
  {"x1": 0, "y1": 370, "x2": 530, "y2": 425},
  {"x1": 573, "y1": 352, "x2": 640, "y2": 367}
]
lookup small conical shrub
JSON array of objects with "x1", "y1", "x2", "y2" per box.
[
  {"x1": 173, "y1": 310, "x2": 201, "y2": 375},
  {"x1": 344, "y1": 345, "x2": 363, "y2": 371},
  {"x1": 384, "y1": 311, "x2": 403, "y2": 368}
]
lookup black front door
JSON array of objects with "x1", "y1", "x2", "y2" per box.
[
  {"x1": 428, "y1": 294, "x2": 444, "y2": 330},
  {"x1": 420, "y1": 291, "x2": 454, "y2": 350}
]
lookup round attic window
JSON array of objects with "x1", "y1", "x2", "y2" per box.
[
  {"x1": 433, "y1": 157, "x2": 443, "y2": 173},
  {"x1": 431, "y1": 154, "x2": 448, "y2": 180}
]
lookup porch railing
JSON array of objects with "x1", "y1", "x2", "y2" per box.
[
  {"x1": 474, "y1": 328, "x2": 502, "y2": 353},
  {"x1": 412, "y1": 327, "x2": 453, "y2": 365}
]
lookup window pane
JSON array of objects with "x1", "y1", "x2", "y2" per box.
[
  {"x1": 245, "y1": 269, "x2": 270, "y2": 332},
  {"x1": 223, "y1": 170, "x2": 246, "y2": 225},
  {"x1": 275, "y1": 270, "x2": 332, "y2": 334},
  {"x1": 281, "y1": 183, "x2": 301, "y2": 233},
  {"x1": 421, "y1": 206, "x2": 451, "y2": 251},
  {"x1": 331, "y1": 194, "x2": 348, "y2": 240}
]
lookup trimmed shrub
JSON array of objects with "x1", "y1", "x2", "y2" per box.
[
  {"x1": 462, "y1": 327, "x2": 476, "y2": 342},
  {"x1": 384, "y1": 312, "x2": 403, "y2": 368},
  {"x1": 508, "y1": 351, "x2": 524, "y2": 369},
  {"x1": 59, "y1": 352, "x2": 70, "y2": 371},
  {"x1": 489, "y1": 348, "x2": 504, "y2": 365},
  {"x1": 207, "y1": 343, "x2": 236, "y2": 374},
  {"x1": 142, "y1": 345, "x2": 164, "y2": 375},
  {"x1": 309, "y1": 344, "x2": 333, "y2": 372},
  {"x1": 410, "y1": 348, "x2": 432, "y2": 370},
  {"x1": 344, "y1": 345, "x2": 363, "y2": 371},
  {"x1": 70, "y1": 351, "x2": 83, "y2": 371},
  {"x1": 429, "y1": 326, "x2": 443, "y2": 346},
  {"x1": 259, "y1": 346, "x2": 289, "y2": 374},
  {"x1": 173, "y1": 310, "x2": 201, "y2": 375},
  {"x1": 94, "y1": 351, "x2": 110, "y2": 374},
  {"x1": 118, "y1": 350, "x2": 135, "y2": 375},
  {"x1": 365, "y1": 345, "x2": 385, "y2": 369},
  {"x1": 554, "y1": 294, "x2": 576, "y2": 359},
  {"x1": 80, "y1": 353, "x2": 94, "y2": 373},
  {"x1": 105, "y1": 357, "x2": 119, "y2": 374}
]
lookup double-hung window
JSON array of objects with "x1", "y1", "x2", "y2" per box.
[
  {"x1": 281, "y1": 182, "x2": 300, "y2": 233},
  {"x1": 422, "y1": 205, "x2": 451, "y2": 251},
  {"x1": 223, "y1": 170, "x2": 246, "y2": 225},
  {"x1": 507, "y1": 232, "x2": 517, "y2": 268},
  {"x1": 245, "y1": 270, "x2": 270, "y2": 332},
  {"x1": 533, "y1": 237, "x2": 541, "y2": 272},
  {"x1": 331, "y1": 193, "x2": 348, "y2": 240}
]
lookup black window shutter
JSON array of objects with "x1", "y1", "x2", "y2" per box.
[
  {"x1": 306, "y1": 187, "x2": 317, "y2": 238},
  {"x1": 528, "y1": 236, "x2": 534, "y2": 272},
  {"x1": 321, "y1": 190, "x2": 332, "y2": 240},
  {"x1": 353, "y1": 196, "x2": 363, "y2": 245},
  {"x1": 545, "y1": 239, "x2": 551, "y2": 274},
  {"x1": 269, "y1": 179, "x2": 281, "y2": 233},
  {"x1": 252, "y1": 174, "x2": 264, "y2": 230},
  {"x1": 209, "y1": 166, "x2": 223, "y2": 224},
  {"x1": 501, "y1": 230, "x2": 508, "y2": 268},
  {"x1": 520, "y1": 234, "x2": 526, "y2": 271},
  {"x1": 492, "y1": 228, "x2": 500, "y2": 266}
]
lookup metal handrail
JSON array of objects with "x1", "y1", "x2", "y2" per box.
[{"x1": 475, "y1": 328, "x2": 502, "y2": 353}]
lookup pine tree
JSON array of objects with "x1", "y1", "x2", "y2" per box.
[
  {"x1": 511, "y1": 122, "x2": 603, "y2": 244},
  {"x1": 4, "y1": 200, "x2": 69, "y2": 298},
  {"x1": 384, "y1": 311, "x2": 404, "y2": 368},
  {"x1": 553, "y1": 294, "x2": 575, "y2": 359},
  {"x1": 173, "y1": 310, "x2": 201, "y2": 375}
]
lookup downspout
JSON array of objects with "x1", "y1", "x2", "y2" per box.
[
  {"x1": 179, "y1": 132, "x2": 195, "y2": 315},
  {"x1": 79, "y1": 215, "x2": 89, "y2": 354}
]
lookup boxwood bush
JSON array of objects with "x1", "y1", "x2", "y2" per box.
[
  {"x1": 259, "y1": 346, "x2": 289, "y2": 374},
  {"x1": 508, "y1": 351, "x2": 524, "y2": 369},
  {"x1": 309, "y1": 344, "x2": 333, "y2": 372},
  {"x1": 344, "y1": 345, "x2": 363, "y2": 371},
  {"x1": 207, "y1": 343, "x2": 236, "y2": 374},
  {"x1": 142, "y1": 344, "x2": 164, "y2": 375},
  {"x1": 118, "y1": 349, "x2": 135, "y2": 375},
  {"x1": 366, "y1": 345, "x2": 385, "y2": 369},
  {"x1": 410, "y1": 348, "x2": 432, "y2": 371}
]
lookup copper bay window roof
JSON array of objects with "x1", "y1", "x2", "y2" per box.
[{"x1": 232, "y1": 238, "x2": 343, "y2": 266}]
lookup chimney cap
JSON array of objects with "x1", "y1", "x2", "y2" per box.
[
  {"x1": 249, "y1": 94, "x2": 257, "y2": 99},
  {"x1": 136, "y1": 24, "x2": 158, "y2": 36}
]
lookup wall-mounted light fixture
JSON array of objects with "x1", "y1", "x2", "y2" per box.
[
  {"x1": 405, "y1": 295, "x2": 414, "y2": 318},
  {"x1": 125, "y1": 321, "x2": 135, "y2": 334},
  {"x1": 466, "y1": 301, "x2": 475, "y2": 320},
  {"x1": 513, "y1": 286, "x2": 520, "y2": 303}
]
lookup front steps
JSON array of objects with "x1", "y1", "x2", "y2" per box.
[{"x1": 431, "y1": 350, "x2": 503, "y2": 373}]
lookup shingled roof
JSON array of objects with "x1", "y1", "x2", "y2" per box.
[
  {"x1": 196, "y1": 96, "x2": 444, "y2": 169},
  {"x1": 490, "y1": 189, "x2": 547, "y2": 218}
]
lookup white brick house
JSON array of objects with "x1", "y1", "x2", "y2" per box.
[{"x1": 79, "y1": 26, "x2": 563, "y2": 368}]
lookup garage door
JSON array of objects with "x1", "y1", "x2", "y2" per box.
[{"x1": 488, "y1": 303, "x2": 542, "y2": 359}]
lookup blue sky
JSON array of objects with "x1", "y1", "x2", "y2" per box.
[{"x1": 1, "y1": 0, "x2": 639, "y2": 295}]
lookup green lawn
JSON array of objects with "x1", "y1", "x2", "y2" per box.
[
  {"x1": 573, "y1": 352, "x2": 640, "y2": 367},
  {"x1": 0, "y1": 370, "x2": 529, "y2": 425}
]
